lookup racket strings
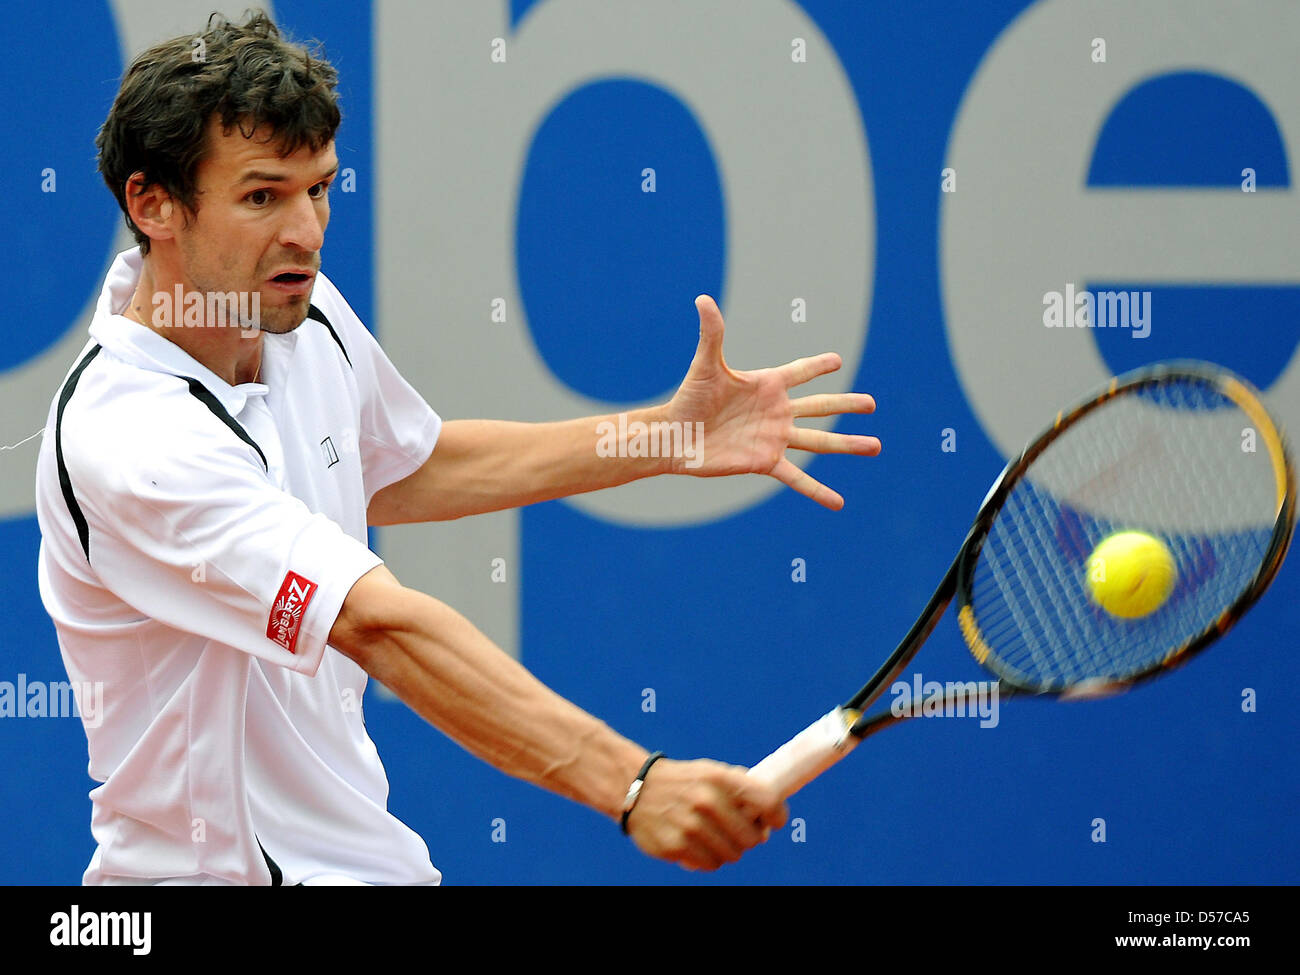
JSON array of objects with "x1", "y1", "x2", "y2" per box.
[
  {"x1": 1013, "y1": 478, "x2": 1112, "y2": 682},
  {"x1": 966, "y1": 376, "x2": 1280, "y2": 691},
  {"x1": 975, "y1": 485, "x2": 1270, "y2": 688},
  {"x1": 981, "y1": 482, "x2": 1087, "y2": 683}
]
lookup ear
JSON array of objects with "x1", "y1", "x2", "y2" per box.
[{"x1": 125, "y1": 172, "x2": 179, "y2": 246}]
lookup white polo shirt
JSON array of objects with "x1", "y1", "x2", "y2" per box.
[{"x1": 35, "y1": 247, "x2": 443, "y2": 885}]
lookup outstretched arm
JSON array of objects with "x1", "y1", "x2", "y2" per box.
[
  {"x1": 367, "y1": 295, "x2": 879, "y2": 525},
  {"x1": 329, "y1": 564, "x2": 786, "y2": 871}
]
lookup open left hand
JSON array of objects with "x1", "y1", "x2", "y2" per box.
[{"x1": 662, "y1": 295, "x2": 880, "y2": 510}]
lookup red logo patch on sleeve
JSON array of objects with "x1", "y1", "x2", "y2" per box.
[{"x1": 267, "y1": 571, "x2": 318, "y2": 654}]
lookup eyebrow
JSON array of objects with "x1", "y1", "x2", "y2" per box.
[{"x1": 236, "y1": 163, "x2": 339, "y2": 185}]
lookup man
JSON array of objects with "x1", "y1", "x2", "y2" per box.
[{"x1": 35, "y1": 11, "x2": 879, "y2": 884}]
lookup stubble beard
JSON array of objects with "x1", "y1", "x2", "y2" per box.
[
  {"x1": 250, "y1": 292, "x2": 310, "y2": 335},
  {"x1": 180, "y1": 235, "x2": 311, "y2": 336}
]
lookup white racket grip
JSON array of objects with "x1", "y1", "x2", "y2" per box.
[{"x1": 747, "y1": 707, "x2": 861, "y2": 798}]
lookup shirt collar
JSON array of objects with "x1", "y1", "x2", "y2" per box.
[{"x1": 89, "y1": 248, "x2": 283, "y2": 416}]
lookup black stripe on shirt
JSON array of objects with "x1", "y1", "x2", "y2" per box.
[
  {"x1": 182, "y1": 378, "x2": 269, "y2": 472},
  {"x1": 258, "y1": 838, "x2": 284, "y2": 886},
  {"x1": 55, "y1": 344, "x2": 104, "y2": 561},
  {"x1": 56, "y1": 348, "x2": 270, "y2": 563},
  {"x1": 307, "y1": 303, "x2": 352, "y2": 368}
]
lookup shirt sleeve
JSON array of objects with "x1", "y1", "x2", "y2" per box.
[
  {"x1": 64, "y1": 400, "x2": 382, "y2": 677},
  {"x1": 311, "y1": 274, "x2": 442, "y2": 506}
]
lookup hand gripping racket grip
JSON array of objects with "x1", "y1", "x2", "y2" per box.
[{"x1": 747, "y1": 707, "x2": 861, "y2": 798}]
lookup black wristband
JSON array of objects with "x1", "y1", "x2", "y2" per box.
[{"x1": 620, "y1": 751, "x2": 665, "y2": 835}]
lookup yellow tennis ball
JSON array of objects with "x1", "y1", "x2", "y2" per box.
[{"x1": 1085, "y1": 531, "x2": 1177, "y2": 619}]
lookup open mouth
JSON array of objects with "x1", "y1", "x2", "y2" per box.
[{"x1": 271, "y1": 272, "x2": 311, "y2": 284}]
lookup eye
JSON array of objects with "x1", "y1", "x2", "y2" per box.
[
  {"x1": 246, "y1": 188, "x2": 273, "y2": 207},
  {"x1": 309, "y1": 180, "x2": 331, "y2": 199}
]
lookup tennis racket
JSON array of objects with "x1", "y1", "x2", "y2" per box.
[{"x1": 749, "y1": 360, "x2": 1296, "y2": 798}]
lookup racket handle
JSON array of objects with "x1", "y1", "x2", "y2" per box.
[{"x1": 747, "y1": 707, "x2": 861, "y2": 798}]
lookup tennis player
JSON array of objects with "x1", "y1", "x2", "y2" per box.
[{"x1": 34, "y1": 11, "x2": 878, "y2": 885}]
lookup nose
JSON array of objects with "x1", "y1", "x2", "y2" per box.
[{"x1": 277, "y1": 189, "x2": 326, "y2": 253}]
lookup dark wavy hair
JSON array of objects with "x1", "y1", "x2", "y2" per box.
[{"x1": 96, "y1": 10, "x2": 341, "y2": 254}]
